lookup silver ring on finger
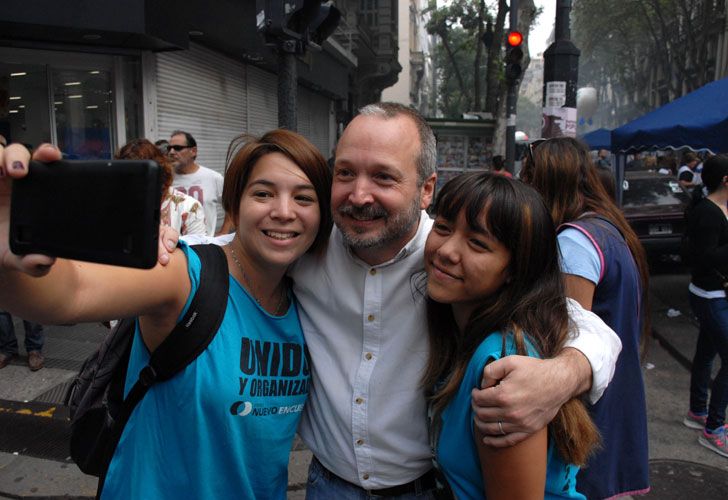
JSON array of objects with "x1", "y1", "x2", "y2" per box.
[{"x1": 498, "y1": 420, "x2": 506, "y2": 436}]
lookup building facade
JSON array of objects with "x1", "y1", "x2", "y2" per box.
[
  {"x1": 381, "y1": 0, "x2": 433, "y2": 114},
  {"x1": 0, "y1": 0, "x2": 400, "y2": 171}
]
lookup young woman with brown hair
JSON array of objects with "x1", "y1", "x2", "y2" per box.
[
  {"x1": 423, "y1": 172, "x2": 599, "y2": 499},
  {"x1": 522, "y1": 137, "x2": 650, "y2": 499},
  {"x1": 0, "y1": 129, "x2": 332, "y2": 498}
]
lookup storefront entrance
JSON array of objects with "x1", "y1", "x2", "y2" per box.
[{"x1": 0, "y1": 48, "x2": 141, "y2": 158}]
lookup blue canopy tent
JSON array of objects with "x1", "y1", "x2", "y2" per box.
[
  {"x1": 580, "y1": 127, "x2": 611, "y2": 150},
  {"x1": 612, "y1": 77, "x2": 728, "y2": 154},
  {"x1": 610, "y1": 77, "x2": 728, "y2": 203}
]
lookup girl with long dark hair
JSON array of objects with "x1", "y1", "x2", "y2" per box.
[
  {"x1": 683, "y1": 154, "x2": 728, "y2": 459},
  {"x1": 521, "y1": 137, "x2": 650, "y2": 498},
  {"x1": 423, "y1": 172, "x2": 599, "y2": 499}
]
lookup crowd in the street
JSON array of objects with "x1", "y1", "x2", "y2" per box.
[{"x1": 0, "y1": 102, "x2": 726, "y2": 500}]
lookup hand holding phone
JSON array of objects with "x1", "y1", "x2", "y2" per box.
[
  {"x1": 10, "y1": 159, "x2": 162, "y2": 269},
  {"x1": 0, "y1": 144, "x2": 61, "y2": 276}
]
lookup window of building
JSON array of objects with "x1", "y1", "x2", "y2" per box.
[
  {"x1": 52, "y1": 68, "x2": 113, "y2": 159},
  {"x1": 0, "y1": 48, "x2": 141, "y2": 159}
]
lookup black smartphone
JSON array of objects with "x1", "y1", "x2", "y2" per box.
[{"x1": 10, "y1": 159, "x2": 162, "y2": 269}]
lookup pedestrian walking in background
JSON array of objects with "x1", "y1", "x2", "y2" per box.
[
  {"x1": 0, "y1": 129, "x2": 333, "y2": 498},
  {"x1": 490, "y1": 154, "x2": 512, "y2": 178},
  {"x1": 154, "y1": 139, "x2": 169, "y2": 155},
  {"x1": 679, "y1": 151, "x2": 702, "y2": 190},
  {"x1": 0, "y1": 311, "x2": 44, "y2": 371},
  {"x1": 522, "y1": 137, "x2": 651, "y2": 499},
  {"x1": 657, "y1": 154, "x2": 678, "y2": 176},
  {"x1": 596, "y1": 149, "x2": 611, "y2": 169},
  {"x1": 116, "y1": 138, "x2": 206, "y2": 236},
  {"x1": 423, "y1": 172, "x2": 599, "y2": 499},
  {"x1": 168, "y1": 130, "x2": 224, "y2": 236},
  {"x1": 682, "y1": 154, "x2": 728, "y2": 459}
]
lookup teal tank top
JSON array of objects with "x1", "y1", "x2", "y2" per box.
[
  {"x1": 436, "y1": 333, "x2": 584, "y2": 500},
  {"x1": 102, "y1": 243, "x2": 310, "y2": 499}
]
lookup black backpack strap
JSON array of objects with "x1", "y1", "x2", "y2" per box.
[
  {"x1": 148, "y1": 244, "x2": 230, "y2": 380},
  {"x1": 96, "y1": 244, "x2": 229, "y2": 493},
  {"x1": 121, "y1": 244, "x2": 229, "y2": 410}
]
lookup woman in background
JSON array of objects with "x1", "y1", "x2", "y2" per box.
[
  {"x1": 117, "y1": 138, "x2": 206, "y2": 236},
  {"x1": 522, "y1": 137, "x2": 650, "y2": 499}
]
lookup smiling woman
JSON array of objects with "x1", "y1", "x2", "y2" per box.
[
  {"x1": 423, "y1": 172, "x2": 599, "y2": 500},
  {"x1": 0, "y1": 128, "x2": 332, "y2": 498}
]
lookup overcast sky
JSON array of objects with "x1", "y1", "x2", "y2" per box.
[{"x1": 531, "y1": 0, "x2": 556, "y2": 56}]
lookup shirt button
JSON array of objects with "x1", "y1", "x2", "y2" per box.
[
  {"x1": 367, "y1": 314, "x2": 375, "y2": 322},
  {"x1": 369, "y1": 268, "x2": 377, "y2": 276},
  {"x1": 365, "y1": 352, "x2": 373, "y2": 360},
  {"x1": 363, "y1": 473, "x2": 370, "y2": 480},
  {"x1": 355, "y1": 397, "x2": 364, "y2": 404},
  {"x1": 356, "y1": 438, "x2": 364, "y2": 445}
]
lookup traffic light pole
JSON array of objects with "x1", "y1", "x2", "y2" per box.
[
  {"x1": 278, "y1": 40, "x2": 298, "y2": 131},
  {"x1": 504, "y1": 0, "x2": 518, "y2": 173},
  {"x1": 256, "y1": 0, "x2": 341, "y2": 133},
  {"x1": 505, "y1": 85, "x2": 517, "y2": 173},
  {"x1": 541, "y1": 0, "x2": 579, "y2": 138}
]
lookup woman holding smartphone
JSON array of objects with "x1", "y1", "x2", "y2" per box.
[
  {"x1": 0, "y1": 130, "x2": 332, "y2": 499},
  {"x1": 423, "y1": 172, "x2": 599, "y2": 499}
]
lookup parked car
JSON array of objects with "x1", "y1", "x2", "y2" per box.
[{"x1": 621, "y1": 171, "x2": 690, "y2": 260}]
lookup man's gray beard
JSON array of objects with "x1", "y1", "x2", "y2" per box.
[{"x1": 336, "y1": 195, "x2": 421, "y2": 250}]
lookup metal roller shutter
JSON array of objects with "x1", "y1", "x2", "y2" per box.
[
  {"x1": 298, "y1": 86, "x2": 331, "y2": 156},
  {"x1": 297, "y1": 87, "x2": 312, "y2": 145},
  {"x1": 309, "y1": 91, "x2": 332, "y2": 157},
  {"x1": 156, "y1": 42, "x2": 247, "y2": 177},
  {"x1": 245, "y1": 66, "x2": 330, "y2": 156},
  {"x1": 246, "y1": 65, "x2": 278, "y2": 136}
]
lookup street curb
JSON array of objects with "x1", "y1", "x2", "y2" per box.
[{"x1": 651, "y1": 328, "x2": 692, "y2": 371}]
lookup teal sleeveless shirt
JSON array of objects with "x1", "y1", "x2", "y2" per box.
[
  {"x1": 102, "y1": 243, "x2": 310, "y2": 499},
  {"x1": 436, "y1": 333, "x2": 584, "y2": 500}
]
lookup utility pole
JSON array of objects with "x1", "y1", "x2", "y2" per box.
[
  {"x1": 277, "y1": 40, "x2": 298, "y2": 131},
  {"x1": 541, "y1": 0, "x2": 580, "y2": 138},
  {"x1": 256, "y1": 1, "x2": 341, "y2": 132},
  {"x1": 504, "y1": 0, "x2": 520, "y2": 172}
]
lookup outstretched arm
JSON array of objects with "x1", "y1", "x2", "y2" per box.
[
  {"x1": 0, "y1": 143, "x2": 189, "y2": 348},
  {"x1": 471, "y1": 300, "x2": 620, "y2": 447}
]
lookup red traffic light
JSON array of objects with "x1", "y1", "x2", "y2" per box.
[{"x1": 507, "y1": 31, "x2": 523, "y2": 47}]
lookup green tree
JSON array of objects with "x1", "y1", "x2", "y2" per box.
[
  {"x1": 427, "y1": 0, "x2": 490, "y2": 114},
  {"x1": 573, "y1": 0, "x2": 725, "y2": 126},
  {"x1": 426, "y1": 0, "x2": 538, "y2": 144}
]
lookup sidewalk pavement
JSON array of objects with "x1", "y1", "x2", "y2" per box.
[{"x1": 0, "y1": 273, "x2": 726, "y2": 498}]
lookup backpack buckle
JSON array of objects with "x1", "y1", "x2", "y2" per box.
[{"x1": 138, "y1": 365, "x2": 158, "y2": 386}]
